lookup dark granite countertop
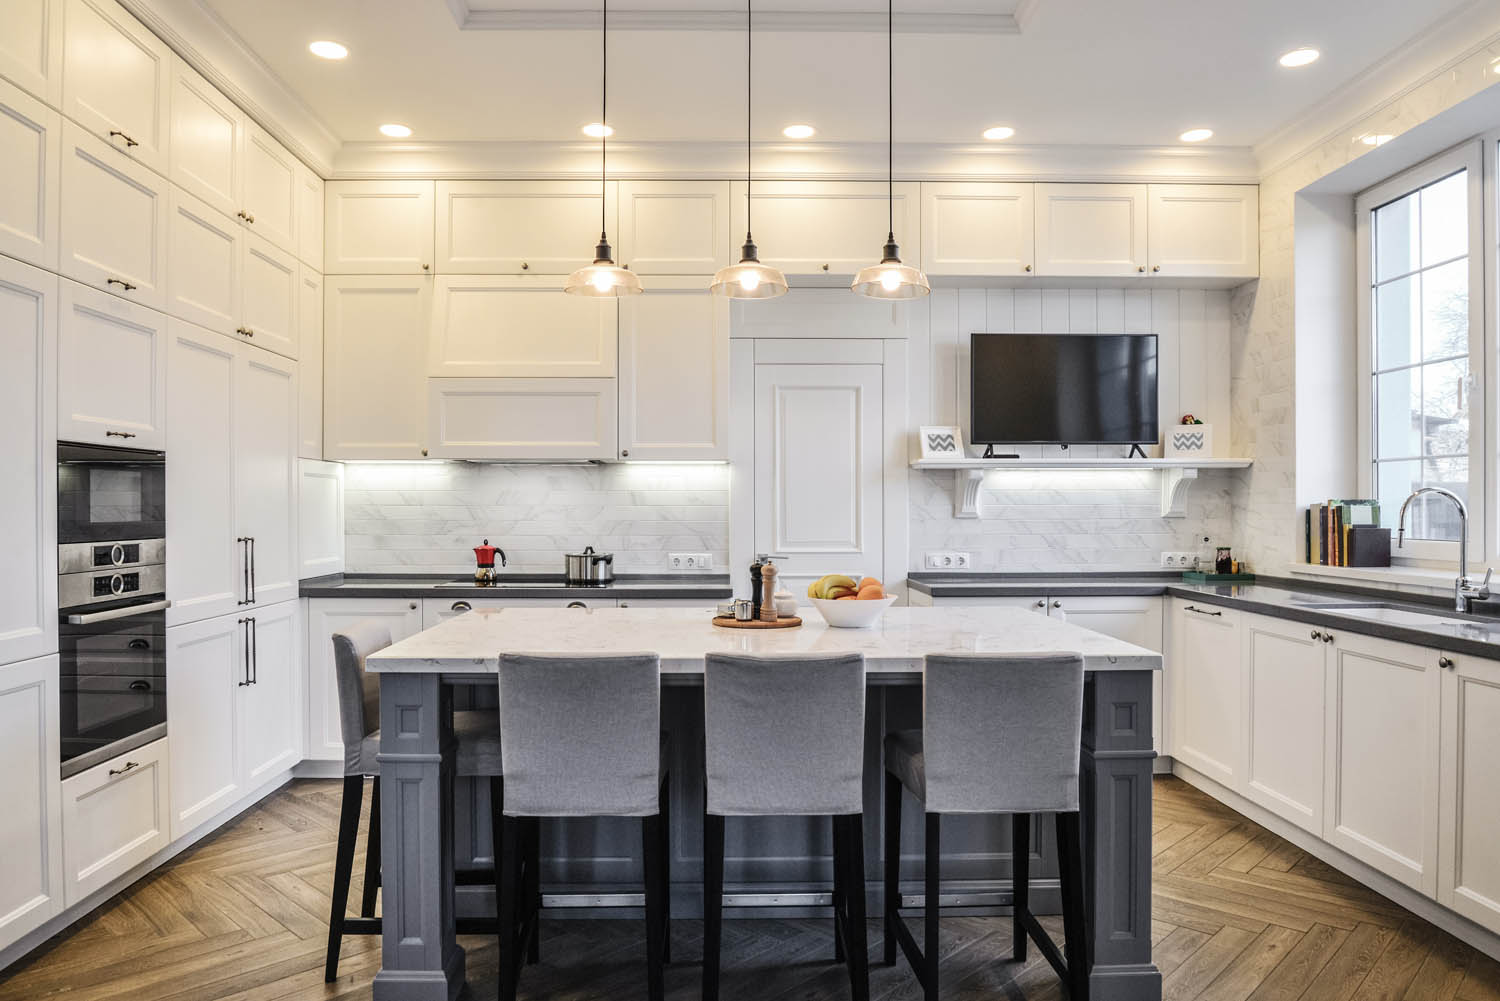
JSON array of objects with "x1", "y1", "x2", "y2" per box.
[
  {"x1": 300, "y1": 573, "x2": 733, "y2": 600},
  {"x1": 906, "y1": 571, "x2": 1500, "y2": 659}
]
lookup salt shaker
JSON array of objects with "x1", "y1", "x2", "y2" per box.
[{"x1": 760, "y1": 561, "x2": 779, "y2": 622}]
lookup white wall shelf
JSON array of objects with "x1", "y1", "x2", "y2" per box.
[{"x1": 909, "y1": 457, "x2": 1253, "y2": 519}]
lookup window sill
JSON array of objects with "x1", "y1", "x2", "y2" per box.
[{"x1": 1284, "y1": 562, "x2": 1457, "y2": 592}]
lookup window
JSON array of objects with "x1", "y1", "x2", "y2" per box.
[{"x1": 1357, "y1": 143, "x2": 1484, "y2": 560}]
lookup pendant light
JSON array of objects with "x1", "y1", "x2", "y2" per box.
[
  {"x1": 566, "y1": 0, "x2": 641, "y2": 297},
  {"x1": 710, "y1": 0, "x2": 788, "y2": 299},
  {"x1": 851, "y1": 0, "x2": 928, "y2": 300}
]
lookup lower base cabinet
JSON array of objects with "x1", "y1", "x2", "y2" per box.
[
  {"x1": 1438, "y1": 652, "x2": 1500, "y2": 933},
  {"x1": 0, "y1": 654, "x2": 64, "y2": 953},
  {"x1": 1241, "y1": 613, "x2": 1325, "y2": 834},
  {"x1": 305, "y1": 598, "x2": 423, "y2": 762},
  {"x1": 61, "y1": 737, "x2": 170, "y2": 907},
  {"x1": 1170, "y1": 600, "x2": 1241, "y2": 785}
]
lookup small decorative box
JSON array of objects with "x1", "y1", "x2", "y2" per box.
[{"x1": 1166, "y1": 424, "x2": 1213, "y2": 457}]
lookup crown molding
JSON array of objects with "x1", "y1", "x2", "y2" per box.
[
  {"x1": 445, "y1": 1, "x2": 1027, "y2": 33},
  {"x1": 331, "y1": 138, "x2": 1258, "y2": 183}
]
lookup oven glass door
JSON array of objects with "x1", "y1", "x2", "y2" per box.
[
  {"x1": 59, "y1": 608, "x2": 167, "y2": 777},
  {"x1": 57, "y1": 443, "x2": 167, "y2": 544}
]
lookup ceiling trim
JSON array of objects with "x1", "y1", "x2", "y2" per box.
[
  {"x1": 445, "y1": 1, "x2": 1027, "y2": 33},
  {"x1": 331, "y1": 138, "x2": 1259, "y2": 183}
]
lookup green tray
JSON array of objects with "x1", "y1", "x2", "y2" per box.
[{"x1": 1181, "y1": 571, "x2": 1255, "y2": 583}]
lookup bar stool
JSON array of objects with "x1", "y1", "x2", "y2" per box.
[
  {"x1": 702, "y1": 652, "x2": 869, "y2": 1001},
  {"x1": 324, "y1": 622, "x2": 512, "y2": 982},
  {"x1": 496, "y1": 652, "x2": 670, "y2": 1001},
  {"x1": 883, "y1": 653, "x2": 1089, "y2": 1001}
]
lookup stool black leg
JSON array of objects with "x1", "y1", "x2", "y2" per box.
[
  {"x1": 1012, "y1": 812, "x2": 1030, "y2": 961},
  {"x1": 833, "y1": 814, "x2": 847, "y2": 964},
  {"x1": 324, "y1": 775, "x2": 364, "y2": 982},
  {"x1": 1057, "y1": 811, "x2": 1089, "y2": 1001},
  {"x1": 642, "y1": 814, "x2": 666, "y2": 1001},
  {"x1": 843, "y1": 813, "x2": 870, "y2": 1001},
  {"x1": 497, "y1": 813, "x2": 520, "y2": 1001},
  {"x1": 659, "y1": 772, "x2": 672, "y2": 965},
  {"x1": 883, "y1": 772, "x2": 901, "y2": 966},
  {"x1": 924, "y1": 812, "x2": 941, "y2": 1001},
  {"x1": 524, "y1": 813, "x2": 540, "y2": 965},
  {"x1": 703, "y1": 812, "x2": 726, "y2": 1001},
  {"x1": 360, "y1": 777, "x2": 381, "y2": 918}
]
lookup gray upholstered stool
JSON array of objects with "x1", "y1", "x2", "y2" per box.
[
  {"x1": 884, "y1": 653, "x2": 1089, "y2": 1001},
  {"x1": 496, "y1": 652, "x2": 669, "y2": 1001},
  {"x1": 702, "y1": 652, "x2": 869, "y2": 1001},
  {"x1": 324, "y1": 622, "x2": 511, "y2": 982}
]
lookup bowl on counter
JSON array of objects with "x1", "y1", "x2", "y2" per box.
[{"x1": 808, "y1": 595, "x2": 897, "y2": 628}]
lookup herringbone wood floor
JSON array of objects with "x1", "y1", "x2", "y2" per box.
[{"x1": 2, "y1": 777, "x2": 1497, "y2": 1001}]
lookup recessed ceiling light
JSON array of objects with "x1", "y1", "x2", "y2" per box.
[
  {"x1": 1359, "y1": 133, "x2": 1394, "y2": 147},
  {"x1": 379, "y1": 123, "x2": 412, "y2": 138},
  {"x1": 308, "y1": 40, "x2": 348, "y2": 60},
  {"x1": 1278, "y1": 47, "x2": 1320, "y2": 68},
  {"x1": 982, "y1": 126, "x2": 1016, "y2": 141},
  {"x1": 1179, "y1": 128, "x2": 1214, "y2": 143},
  {"x1": 782, "y1": 124, "x2": 816, "y2": 139},
  {"x1": 583, "y1": 122, "x2": 614, "y2": 138}
]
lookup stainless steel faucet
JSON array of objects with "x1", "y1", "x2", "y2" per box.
[{"x1": 1396, "y1": 486, "x2": 1492, "y2": 613}]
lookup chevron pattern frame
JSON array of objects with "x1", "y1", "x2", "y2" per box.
[{"x1": 1165, "y1": 424, "x2": 1213, "y2": 456}]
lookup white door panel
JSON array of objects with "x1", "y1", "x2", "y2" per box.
[
  {"x1": 0, "y1": 76, "x2": 60, "y2": 270},
  {"x1": 168, "y1": 59, "x2": 242, "y2": 219},
  {"x1": 166, "y1": 615, "x2": 240, "y2": 838},
  {"x1": 324, "y1": 180, "x2": 434, "y2": 274},
  {"x1": 239, "y1": 601, "x2": 299, "y2": 784},
  {"x1": 62, "y1": 0, "x2": 169, "y2": 173},
  {"x1": 0, "y1": 0, "x2": 63, "y2": 105},
  {"x1": 240, "y1": 233, "x2": 298, "y2": 359},
  {"x1": 234, "y1": 346, "x2": 297, "y2": 607},
  {"x1": 0, "y1": 654, "x2": 64, "y2": 951},
  {"x1": 1439, "y1": 653, "x2": 1500, "y2": 935},
  {"x1": 59, "y1": 122, "x2": 167, "y2": 309},
  {"x1": 165, "y1": 187, "x2": 239, "y2": 335},
  {"x1": 240, "y1": 123, "x2": 297, "y2": 254},
  {"x1": 57, "y1": 279, "x2": 166, "y2": 448}
]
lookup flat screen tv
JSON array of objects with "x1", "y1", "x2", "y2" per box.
[{"x1": 970, "y1": 333, "x2": 1159, "y2": 447}]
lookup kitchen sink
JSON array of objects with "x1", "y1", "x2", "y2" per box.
[{"x1": 1318, "y1": 605, "x2": 1474, "y2": 629}]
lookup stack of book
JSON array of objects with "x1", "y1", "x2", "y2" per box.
[{"x1": 1306, "y1": 500, "x2": 1381, "y2": 566}]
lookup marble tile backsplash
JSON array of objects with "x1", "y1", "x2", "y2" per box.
[{"x1": 343, "y1": 462, "x2": 729, "y2": 574}]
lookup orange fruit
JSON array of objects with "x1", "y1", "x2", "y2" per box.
[
  {"x1": 859, "y1": 576, "x2": 882, "y2": 590},
  {"x1": 856, "y1": 584, "x2": 885, "y2": 600},
  {"x1": 836, "y1": 594, "x2": 857, "y2": 600}
]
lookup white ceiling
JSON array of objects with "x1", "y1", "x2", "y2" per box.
[{"x1": 202, "y1": 0, "x2": 1475, "y2": 150}]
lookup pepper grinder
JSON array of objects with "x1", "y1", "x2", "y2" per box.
[
  {"x1": 749, "y1": 553, "x2": 766, "y2": 619},
  {"x1": 759, "y1": 560, "x2": 779, "y2": 622}
]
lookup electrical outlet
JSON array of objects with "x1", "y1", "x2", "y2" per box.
[
  {"x1": 1159, "y1": 551, "x2": 1196, "y2": 568},
  {"x1": 669, "y1": 553, "x2": 712, "y2": 570},
  {"x1": 924, "y1": 551, "x2": 972, "y2": 570}
]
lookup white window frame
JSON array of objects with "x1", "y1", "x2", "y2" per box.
[{"x1": 1355, "y1": 140, "x2": 1487, "y2": 565}]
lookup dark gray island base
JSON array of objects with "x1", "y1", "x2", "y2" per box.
[{"x1": 364, "y1": 607, "x2": 1162, "y2": 1001}]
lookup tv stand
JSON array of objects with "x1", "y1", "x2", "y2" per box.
[
  {"x1": 981, "y1": 444, "x2": 1020, "y2": 459},
  {"x1": 1128, "y1": 444, "x2": 1148, "y2": 459}
]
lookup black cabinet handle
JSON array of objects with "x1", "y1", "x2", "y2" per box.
[
  {"x1": 105, "y1": 430, "x2": 137, "y2": 439},
  {"x1": 567, "y1": 601, "x2": 587, "y2": 609},
  {"x1": 451, "y1": 601, "x2": 472, "y2": 612},
  {"x1": 248, "y1": 536, "x2": 257, "y2": 604},
  {"x1": 1439, "y1": 656, "x2": 1455, "y2": 670},
  {"x1": 128, "y1": 680, "x2": 151, "y2": 691},
  {"x1": 108, "y1": 761, "x2": 139, "y2": 777},
  {"x1": 108, "y1": 129, "x2": 139, "y2": 148},
  {"x1": 237, "y1": 617, "x2": 252, "y2": 685},
  {"x1": 237, "y1": 537, "x2": 251, "y2": 605},
  {"x1": 250, "y1": 616, "x2": 258, "y2": 685},
  {"x1": 1184, "y1": 605, "x2": 1222, "y2": 617}
]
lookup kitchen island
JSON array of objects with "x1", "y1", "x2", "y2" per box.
[{"x1": 365, "y1": 606, "x2": 1163, "y2": 1001}]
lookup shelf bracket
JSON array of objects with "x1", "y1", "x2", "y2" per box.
[
  {"x1": 1160, "y1": 466, "x2": 1199, "y2": 518},
  {"x1": 954, "y1": 468, "x2": 985, "y2": 518}
]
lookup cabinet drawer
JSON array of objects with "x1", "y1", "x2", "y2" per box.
[
  {"x1": 61, "y1": 736, "x2": 169, "y2": 905},
  {"x1": 427, "y1": 377, "x2": 616, "y2": 460},
  {"x1": 422, "y1": 596, "x2": 616, "y2": 628}
]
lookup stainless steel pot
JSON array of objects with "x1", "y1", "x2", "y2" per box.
[{"x1": 564, "y1": 546, "x2": 615, "y2": 585}]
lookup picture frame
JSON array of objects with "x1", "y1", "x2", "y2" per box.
[{"x1": 919, "y1": 426, "x2": 964, "y2": 459}]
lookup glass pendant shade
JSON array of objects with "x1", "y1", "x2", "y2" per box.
[
  {"x1": 711, "y1": 238, "x2": 787, "y2": 299},
  {"x1": 565, "y1": 236, "x2": 642, "y2": 297},
  {"x1": 852, "y1": 237, "x2": 930, "y2": 300}
]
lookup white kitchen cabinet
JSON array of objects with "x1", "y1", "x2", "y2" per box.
[
  {"x1": 422, "y1": 596, "x2": 617, "y2": 629},
  {"x1": 297, "y1": 266, "x2": 323, "y2": 458},
  {"x1": 0, "y1": 257, "x2": 58, "y2": 668},
  {"x1": 914, "y1": 594, "x2": 1049, "y2": 611},
  {"x1": 165, "y1": 613, "x2": 241, "y2": 838},
  {"x1": 166, "y1": 186, "x2": 239, "y2": 335},
  {"x1": 617, "y1": 180, "x2": 731, "y2": 274},
  {"x1": 298, "y1": 459, "x2": 343, "y2": 579},
  {"x1": 62, "y1": 0, "x2": 170, "y2": 174},
  {"x1": 1322, "y1": 631, "x2": 1441, "y2": 894},
  {"x1": 426, "y1": 377, "x2": 617, "y2": 460},
  {"x1": 618, "y1": 280, "x2": 727, "y2": 460},
  {"x1": 434, "y1": 180, "x2": 613, "y2": 275},
  {"x1": 1034, "y1": 183, "x2": 1148, "y2": 277},
  {"x1": 1147, "y1": 184, "x2": 1258, "y2": 280},
  {"x1": 59, "y1": 121, "x2": 168, "y2": 309},
  {"x1": 0, "y1": 0, "x2": 64, "y2": 106},
  {"x1": 323, "y1": 276, "x2": 430, "y2": 459},
  {"x1": 1170, "y1": 599, "x2": 1241, "y2": 785},
  {"x1": 234, "y1": 346, "x2": 297, "y2": 607},
  {"x1": 240, "y1": 122, "x2": 297, "y2": 255},
  {"x1": 324, "y1": 180, "x2": 434, "y2": 275},
  {"x1": 920, "y1": 182, "x2": 1034, "y2": 278},
  {"x1": 0, "y1": 76, "x2": 60, "y2": 270},
  {"x1": 168, "y1": 59, "x2": 242, "y2": 220},
  {"x1": 61, "y1": 735, "x2": 169, "y2": 906},
  {"x1": 1439, "y1": 652, "x2": 1500, "y2": 935},
  {"x1": 238, "y1": 600, "x2": 299, "y2": 785},
  {"x1": 305, "y1": 598, "x2": 423, "y2": 762},
  {"x1": 427, "y1": 276, "x2": 617, "y2": 378},
  {"x1": 730, "y1": 180, "x2": 920, "y2": 276},
  {"x1": 57, "y1": 278, "x2": 166, "y2": 448},
  {"x1": 295, "y1": 163, "x2": 323, "y2": 271},
  {"x1": 1240, "y1": 613, "x2": 1326, "y2": 834},
  {"x1": 0, "y1": 654, "x2": 63, "y2": 953},
  {"x1": 1050, "y1": 595, "x2": 1165, "y2": 754},
  {"x1": 240, "y1": 231, "x2": 298, "y2": 359}
]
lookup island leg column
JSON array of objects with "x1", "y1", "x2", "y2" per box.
[
  {"x1": 374, "y1": 672, "x2": 465, "y2": 1001},
  {"x1": 1080, "y1": 669, "x2": 1162, "y2": 1001}
]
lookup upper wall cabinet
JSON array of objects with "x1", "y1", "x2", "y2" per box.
[
  {"x1": 426, "y1": 377, "x2": 617, "y2": 460},
  {"x1": 240, "y1": 232, "x2": 299, "y2": 360},
  {"x1": 59, "y1": 121, "x2": 168, "y2": 310},
  {"x1": 0, "y1": 0, "x2": 64, "y2": 106},
  {"x1": 324, "y1": 276, "x2": 430, "y2": 459},
  {"x1": 617, "y1": 181, "x2": 731, "y2": 275},
  {"x1": 618, "y1": 280, "x2": 727, "y2": 461},
  {"x1": 168, "y1": 59, "x2": 242, "y2": 220},
  {"x1": 325, "y1": 180, "x2": 433, "y2": 274},
  {"x1": 1147, "y1": 184, "x2": 1258, "y2": 280},
  {"x1": 0, "y1": 76, "x2": 61, "y2": 270},
  {"x1": 58, "y1": 278, "x2": 166, "y2": 449},
  {"x1": 1034, "y1": 183, "x2": 1148, "y2": 277},
  {"x1": 62, "y1": 0, "x2": 170, "y2": 174},
  {"x1": 427, "y1": 276, "x2": 616, "y2": 379},
  {"x1": 297, "y1": 267, "x2": 323, "y2": 458},
  {"x1": 240, "y1": 122, "x2": 297, "y2": 255},
  {"x1": 729, "y1": 180, "x2": 920, "y2": 276},
  {"x1": 296, "y1": 163, "x2": 323, "y2": 271},
  {"x1": 435, "y1": 181, "x2": 615, "y2": 275},
  {"x1": 166, "y1": 185, "x2": 239, "y2": 335},
  {"x1": 921, "y1": 182, "x2": 1034, "y2": 278}
]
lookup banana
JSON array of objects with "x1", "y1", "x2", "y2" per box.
[{"x1": 808, "y1": 574, "x2": 856, "y2": 600}]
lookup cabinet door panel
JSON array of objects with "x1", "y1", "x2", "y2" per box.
[
  {"x1": 428, "y1": 276, "x2": 616, "y2": 378},
  {"x1": 1171, "y1": 600, "x2": 1240, "y2": 785},
  {"x1": 241, "y1": 122, "x2": 297, "y2": 254},
  {"x1": 323, "y1": 277, "x2": 429, "y2": 459},
  {"x1": 435, "y1": 180, "x2": 611, "y2": 274},
  {"x1": 0, "y1": 77, "x2": 60, "y2": 270},
  {"x1": 618, "y1": 281, "x2": 726, "y2": 460},
  {"x1": 239, "y1": 601, "x2": 298, "y2": 784},
  {"x1": 58, "y1": 279, "x2": 166, "y2": 448},
  {"x1": 168, "y1": 59, "x2": 242, "y2": 219},
  {"x1": 241, "y1": 232, "x2": 298, "y2": 359},
  {"x1": 166, "y1": 187, "x2": 239, "y2": 335},
  {"x1": 0, "y1": 654, "x2": 64, "y2": 952},
  {"x1": 60, "y1": 736, "x2": 169, "y2": 905},
  {"x1": 305, "y1": 599, "x2": 421, "y2": 761},
  {"x1": 298, "y1": 460, "x2": 343, "y2": 579},
  {"x1": 1241, "y1": 614, "x2": 1325, "y2": 833},
  {"x1": 427, "y1": 378, "x2": 616, "y2": 460},
  {"x1": 60, "y1": 122, "x2": 168, "y2": 309},
  {"x1": 62, "y1": 0, "x2": 169, "y2": 173},
  {"x1": 1438, "y1": 653, "x2": 1500, "y2": 934},
  {"x1": 295, "y1": 163, "x2": 323, "y2": 270},
  {"x1": 166, "y1": 615, "x2": 240, "y2": 839},
  {"x1": 325, "y1": 180, "x2": 433, "y2": 274},
  {"x1": 1035, "y1": 183, "x2": 1147, "y2": 277},
  {"x1": 921, "y1": 182, "x2": 1034, "y2": 277},
  {"x1": 297, "y1": 267, "x2": 323, "y2": 458},
  {"x1": 0, "y1": 0, "x2": 63, "y2": 105},
  {"x1": 731, "y1": 180, "x2": 920, "y2": 275},
  {"x1": 1148, "y1": 184, "x2": 1258, "y2": 279},
  {"x1": 234, "y1": 346, "x2": 297, "y2": 608},
  {"x1": 617, "y1": 181, "x2": 730, "y2": 274},
  {"x1": 0, "y1": 258, "x2": 58, "y2": 668}
]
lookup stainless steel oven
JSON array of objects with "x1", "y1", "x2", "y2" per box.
[{"x1": 57, "y1": 442, "x2": 166, "y2": 544}]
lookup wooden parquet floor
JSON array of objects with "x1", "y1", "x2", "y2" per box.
[{"x1": 2, "y1": 776, "x2": 1497, "y2": 1001}]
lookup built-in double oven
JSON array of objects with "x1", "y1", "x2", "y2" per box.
[{"x1": 57, "y1": 443, "x2": 169, "y2": 779}]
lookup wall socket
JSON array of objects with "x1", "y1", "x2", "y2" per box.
[
  {"x1": 924, "y1": 551, "x2": 972, "y2": 570},
  {"x1": 1159, "y1": 551, "x2": 1197, "y2": 569},
  {"x1": 669, "y1": 553, "x2": 712, "y2": 570}
]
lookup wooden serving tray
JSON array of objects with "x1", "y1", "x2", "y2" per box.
[{"x1": 712, "y1": 615, "x2": 803, "y2": 629}]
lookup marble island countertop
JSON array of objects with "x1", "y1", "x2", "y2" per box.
[
  {"x1": 365, "y1": 605, "x2": 1163, "y2": 676},
  {"x1": 299, "y1": 572, "x2": 733, "y2": 600}
]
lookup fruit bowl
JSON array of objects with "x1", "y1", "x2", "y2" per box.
[{"x1": 809, "y1": 595, "x2": 897, "y2": 628}]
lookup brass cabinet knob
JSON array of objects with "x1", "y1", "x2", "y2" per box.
[
  {"x1": 1152, "y1": 265, "x2": 1162, "y2": 273},
  {"x1": 521, "y1": 262, "x2": 529, "y2": 270},
  {"x1": 1136, "y1": 265, "x2": 1146, "y2": 273},
  {"x1": 1023, "y1": 264, "x2": 1032, "y2": 273}
]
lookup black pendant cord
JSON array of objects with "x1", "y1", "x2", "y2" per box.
[
  {"x1": 887, "y1": 0, "x2": 893, "y2": 239},
  {"x1": 745, "y1": 0, "x2": 753, "y2": 244},
  {"x1": 600, "y1": 0, "x2": 607, "y2": 242}
]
